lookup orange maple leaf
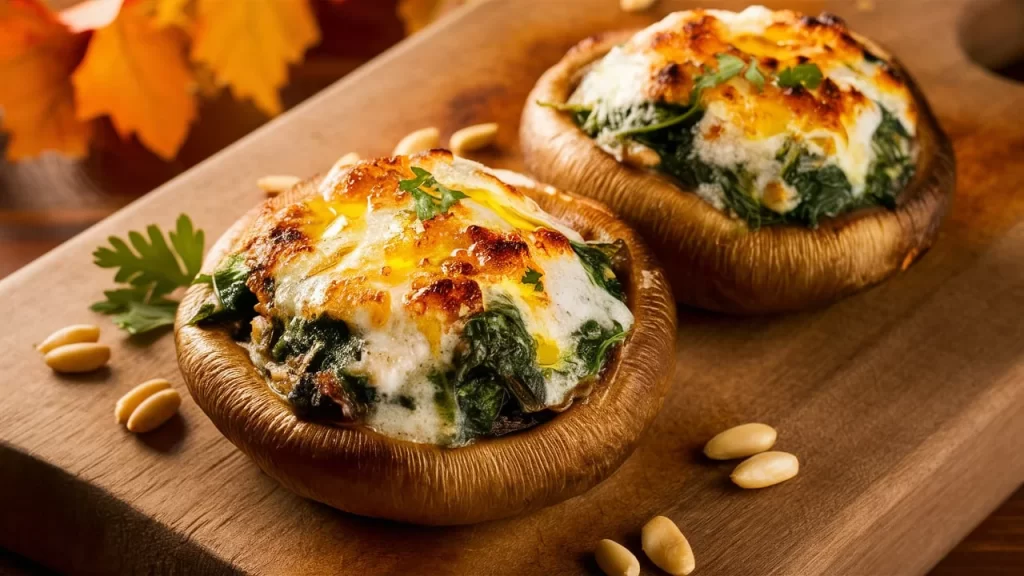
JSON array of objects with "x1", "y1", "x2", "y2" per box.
[
  {"x1": 72, "y1": 0, "x2": 197, "y2": 160},
  {"x1": 0, "y1": 0, "x2": 91, "y2": 160},
  {"x1": 190, "y1": 0, "x2": 320, "y2": 116}
]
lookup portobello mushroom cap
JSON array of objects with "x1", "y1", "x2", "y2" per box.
[
  {"x1": 174, "y1": 169, "x2": 676, "y2": 526},
  {"x1": 520, "y1": 30, "x2": 956, "y2": 314}
]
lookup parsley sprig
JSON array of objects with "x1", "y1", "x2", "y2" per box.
[
  {"x1": 90, "y1": 214, "x2": 205, "y2": 335},
  {"x1": 399, "y1": 167, "x2": 469, "y2": 221},
  {"x1": 777, "y1": 63, "x2": 824, "y2": 90},
  {"x1": 521, "y1": 268, "x2": 544, "y2": 292}
]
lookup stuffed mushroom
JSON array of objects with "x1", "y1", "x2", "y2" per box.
[
  {"x1": 521, "y1": 6, "x2": 955, "y2": 313},
  {"x1": 175, "y1": 150, "x2": 675, "y2": 525}
]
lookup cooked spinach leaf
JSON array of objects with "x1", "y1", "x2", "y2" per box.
[
  {"x1": 571, "y1": 320, "x2": 627, "y2": 378},
  {"x1": 455, "y1": 374, "x2": 507, "y2": 438},
  {"x1": 189, "y1": 253, "x2": 258, "y2": 325},
  {"x1": 571, "y1": 241, "x2": 625, "y2": 301},
  {"x1": 271, "y1": 314, "x2": 362, "y2": 374},
  {"x1": 864, "y1": 107, "x2": 915, "y2": 207},
  {"x1": 455, "y1": 298, "x2": 547, "y2": 412}
]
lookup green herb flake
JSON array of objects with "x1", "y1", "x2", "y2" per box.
[
  {"x1": 744, "y1": 60, "x2": 766, "y2": 92},
  {"x1": 691, "y1": 53, "x2": 746, "y2": 104},
  {"x1": 521, "y1": 267, "x2": 544, "y2": 292},
  {"x1": 91, "y1": 214, "x2": 205, "y2": 335},
  {"x1": 399, "y1": 167, "x2": 469, "y2": 221},
  {"x1": 777, "y1": 63, "x2": 824, "y2": 90}
]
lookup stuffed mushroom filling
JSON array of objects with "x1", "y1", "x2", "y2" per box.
[
  {"x1": 558, "y1": 6, "x2": 919, "y2": 228},
  {"x1": 192, "y1": 153, "x2": 634, "y2": 446}
]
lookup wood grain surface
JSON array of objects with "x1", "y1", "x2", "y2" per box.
[{"x1": 1, "y1": 0, "x2": 1023, "y2": 574}]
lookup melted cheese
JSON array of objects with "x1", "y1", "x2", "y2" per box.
[
  {"x1": 569, "y1": 6, "x2": 919, "y2": 212},
  {"x1": 241, "y1": 151, "x2": 634, "y2": 444}
]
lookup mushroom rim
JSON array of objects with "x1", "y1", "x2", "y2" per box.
[
  {"x1": 173, "y1": 170, "x2": 678, "y2": 525},
  {"x1": 520, "y1": 29, "x2": 956, "y2": 313}
]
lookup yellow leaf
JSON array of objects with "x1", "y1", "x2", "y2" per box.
[
  {"x1": 397, "y1": 0, "x2": 468, "y2": 35},
  {"x1": 72, "y1": 0, "x2": 197, "y2": 160},
  {"x1": 397, "y1": 0, "x2": 445, "y2": 35},
  {"x1": 154, "y1": 0, "x2": 190, "y2": 28},
  {"x1": 0, "y1": 0, "x2": 92, "y2": 159},
  {"x1": 191, "y1": 0, "x2": 320, "y2": 116}
]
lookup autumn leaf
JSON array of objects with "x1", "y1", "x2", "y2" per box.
[
  {"x1": 191, "y1": 0, "x2": 320, "y2": 116},
  {"x1": 397, "y1": 0, "x2": 465, "y2": 35},
  {"x1": 72, "y1": 0, "x2": 197, "y2": 160},
  {"x1": 0, "y1": 0, "x2": 91, "y2": 159},
  {"x1": 154, "y1": 0, "x2": 191, "y2": 28}
]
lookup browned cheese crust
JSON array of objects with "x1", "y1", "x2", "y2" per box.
[{"x1": 521, "y1": 28, "x2": 955, "y2": 314}]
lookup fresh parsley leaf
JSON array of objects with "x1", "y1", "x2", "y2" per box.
[
  {"x1": 107, "y1": 300, "x2": 180, "y2": 335},
  {"x1": 777, "y1": 63, "x2": 823, "y2": 90},
  {"x1": 690, "y1": 53, "x2": 746, "y2": 106},
  {"x1": 521, "y1": 268, "x2": 544, "y2": 292},
  {"x1": 399, "y1": 167, "x2": 469, "y2": 220},
  {"x1": 91, "y1": 214, "x2": 205, "y2": 335},
  {"x1": 745, "y1": 60, "x2": 766, "y2": 91}
]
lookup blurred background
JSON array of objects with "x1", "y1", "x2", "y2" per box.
[
  {"x1": 0, "y1": 0, "x2": 1019, "y2": 573},
  {"x1": 0, "y1": 0, "x2": 467, "y2": 277}
]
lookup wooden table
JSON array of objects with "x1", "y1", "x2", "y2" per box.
[{"x1": 1, "y1": 0, "x2": 1022, "y2": 573}]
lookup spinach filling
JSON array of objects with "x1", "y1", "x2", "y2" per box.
[
  {"x1": 566, "y1": 97, "x2": 915, "y2": 229},
  {"x1": 201, "y1": 239, "x2": 631, "y2": 445},
  {"x1": 189, "y1": 253, "x2": 259, "y2": 325}
]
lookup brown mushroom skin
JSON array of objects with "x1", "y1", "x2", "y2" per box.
[
  {"x1": 174, "y1": 173, "x2": 676, "y2": 526},
  {"x1": 521, "y1": 30, "x2": 956, "y2": 314}
]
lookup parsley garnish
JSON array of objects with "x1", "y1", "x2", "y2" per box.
[
  {"x1": 399, "y1": 167, "x2": 469, "y2": 221},
  {"x1": 744, "y1": 60, "x2": 766, "y2": 92},
  {"x1": 90, "y1": 214, "x2": 205, "y2": 335},
  {"x1": 521, "y1": 267, "x2": 544, "y2": 292},
  {"x1": 690, "y1": 53, "x2": 746, "y2": 105},
  {"x1": 777, "y1": 63, "x2": 823, "y2": 90}
]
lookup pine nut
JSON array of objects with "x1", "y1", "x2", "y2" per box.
[
  {"x1": 642, "y1": 516, "x2": 695, "y2": 575},
  {"x1": 393, "y1": 127, "x2": 440, "y2": 155},
  {"x1": 256, "y1": 175, "x2": 301, "y2": 196},
  {"x1": 622, "y1": 142, "x2": 661, "y2": 169},
  {"x1": 126, "y1": 389, "x2": 181, "y2": 433},
  {"x1": 44, "y1": 343, "x2": 111, "y2": 373},
  {"x1": 36, "y1": 324, "x2": 100, "y2": 354},
  {"x1": 731, "y1": 451, "x2": 799, "y2": 489},
  {"x1": 704, "y1": 423, "x2": 777, "y2": 460},
  {"x1": 449, "y1": 123, "x2": 498, "y2": 154},
  {"x1": 331, "y1": 152, "x2": 361, "y2": 171},
  {"x1": 595, "y1": 539, "x2": 639, "y2": 576},
  {"x1": 115, "y1": 379, "x2": 172, "y2": 424},
  {"x1": 620, "y1": 0, "x2": 657, "y2": 13}
]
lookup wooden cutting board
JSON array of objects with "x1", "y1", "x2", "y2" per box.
[{"x1": 1, "y1": 0, "x2": 1022, "y2": 573}]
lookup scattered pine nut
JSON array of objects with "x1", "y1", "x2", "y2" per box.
[
  {"x1": 44, "y1": 343, "x2": 111, "y2": 374},
  {"x1": 731, "y1": 451, "x2": 799, "y2": 489},
  {"x1": 621, "y1": 142, "x2": 661, "y2": 169},
  {"x1": 450, "y1": 123, "x2": 499, "y2": 154},
  {"x1": 642, "y1": 516, "x2": 695, "y2": 575},
  {"x1": 855, "y1": 0, "x2": 875, "y2": 12},
  {"x1": 36, "y1": 324, "x2": 100, "y2": 354},
  {"x1": 331, "y1": 152, "x2": 361, "y2": 171},
  {"x1": 115, "y1": 379, "x2": 172, "y2": 424},
  {"x1": 704, "y1": 423, "x2": 777, "y2": 460},
  {"x1": 393, "y1": 127, "x2": 440, "y2": 155},
  {"x1": 257, "y1": 175, "x2": 302, "y2": 196},
  {"x1": 126, "y1": 389, "x2": 182, "y2": 433},
  {"x1": 595, "y1": 539, "x2": 639, "y2": 576},
  {"x1": 620, "y1": 0, "x2": 657, "y2": 13}
]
